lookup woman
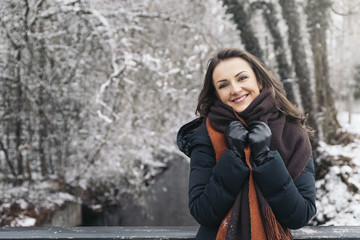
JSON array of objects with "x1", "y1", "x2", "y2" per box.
[{"x1": 177, "y1": 48, "x2": 316, "y2": 240}]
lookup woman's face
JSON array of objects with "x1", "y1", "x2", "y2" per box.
[{"x1": 212, "y1": 57, "x2": 261, "y2": 113}]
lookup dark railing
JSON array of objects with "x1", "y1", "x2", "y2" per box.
[{"x1": 1, "y1": 226, "x2": 360, "y2": 240}]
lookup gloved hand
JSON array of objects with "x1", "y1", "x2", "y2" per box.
[
  {"x1": 248, "y1": 121, "x2": 272, "y2": 166},
  {"x1": 225, "y1": 121, "x2": 248, "y2": 160}
]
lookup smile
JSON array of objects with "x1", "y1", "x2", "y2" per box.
[{"x1": 232, "y1": 94, "x2": 248, "y2": 103}]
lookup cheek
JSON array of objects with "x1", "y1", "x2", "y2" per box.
[
  {"x1": 256, "y1": 86, "x2": 261, "y2": 95},
  {"x1": 214, "y1": 89, "x2": 222, "y2": 100},
  {"x1": 216, "y1": 90, "x2": 229, "y2": 104}
]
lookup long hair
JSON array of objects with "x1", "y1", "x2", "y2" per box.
[{"x1": 196, "y1": 48, "x2": 307, "y2": 126}]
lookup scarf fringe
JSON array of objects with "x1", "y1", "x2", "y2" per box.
[
  {"x1": 216, "y1": 209, "x2": 232, "y2": 240},
  {"x1": 263, "y1": 206, "x2": 293, "y2": 240}
]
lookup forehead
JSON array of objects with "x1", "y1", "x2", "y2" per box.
[{"x1": 213, "y1": 57, "x2": 253, "y2": 80}]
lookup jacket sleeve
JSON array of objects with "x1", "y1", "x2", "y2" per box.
[
  {"x1": 253, "y1": 151, "x2": 317, "y2": 229},
  {"x1": 188, "y1": 124, "x2": 250, "y2": 228}
]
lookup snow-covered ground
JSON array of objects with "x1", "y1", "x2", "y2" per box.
[
  {"x1": 0, "y1": 176, "x2": 79, "y2": 227},
  {"x1": 338, "y1": 111, "x2": 360, "y2": 135},
  {"x1": 313, "y1": 111, "x2": 360, "y2": 226}
]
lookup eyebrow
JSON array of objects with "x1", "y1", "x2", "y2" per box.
[
  {"x1": 215, "y1": 71, "x2": 247, "y2": 85},
  {"x1": 234, "y1": 70, "x2": 247, "y2": 78}
]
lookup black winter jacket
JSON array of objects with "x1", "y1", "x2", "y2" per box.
[{"x1": 177, "y1": 119, "x2": 317, "y2": 240}]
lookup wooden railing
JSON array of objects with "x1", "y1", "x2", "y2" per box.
[{"x1": 1, "y1": 226, "x2": 360, "y2": 239}]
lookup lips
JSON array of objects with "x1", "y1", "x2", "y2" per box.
[{"x1": 232, "y1": 94, "x2": 248, "y2": 103}]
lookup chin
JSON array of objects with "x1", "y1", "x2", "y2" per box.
[
  {"x1": 233, "y1": 104, "x2": 249, "y2": 113},
  {"x1": 233, "y1": 107, "x2": 244, "y2": 113}
]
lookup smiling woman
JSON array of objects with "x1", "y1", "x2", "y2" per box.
[
  {"x1": 212, "y1": 57, "x2": 261, "y2": 113},
  {"x1": 177, "y1": 48, "x2": 317, "y2": 240}
]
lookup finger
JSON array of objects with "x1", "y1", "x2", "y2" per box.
[
  {"x1": 249, "y1": 121, "x2": 271, "y2": 134},
  {"x1": 248, "y1": 120, "x2": 267, "y2": 129},
  {"x1": 229, "y1": 121, "x2": 247, "y2": 130}
]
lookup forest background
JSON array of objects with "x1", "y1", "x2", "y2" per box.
[{"x1": 1, "y1": 0, "x2": 360, "y2": 227}]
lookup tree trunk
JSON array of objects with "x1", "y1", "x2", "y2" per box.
[
  {"x1": 278, "y1": 0, "x2": 319, "y2": 146},
  {"x1": 251, "y1": 1, "x2": 296, "y2": 105},
  {"x1": 222, "y1": 0, "x2": 263, "y2": 60},
  {"x1": 305, "y1": 0, "x2": 341, "y2": 144},
  {"x1": 14, "y1": 49, "x2": 24, "y2": 178},
  {"x1": 2, "y1": 22, "x2": 25, "y2": 178},
  {"x1": 38, "y1": 18, "x2": 48, "y2": 177},
  {"x1": 38, "y1": 85, "x2": 48, "y2": 177},
  {"x1": 0, "y1": 140, "x2": 17, "y2": 177}
]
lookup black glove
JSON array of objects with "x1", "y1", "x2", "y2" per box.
[
  {"x1": 225, "y1": 121, "x2": 248, "y2": 160},
  {"x1": 248, "y1": 121, "x2": 272, "y2": 166}
]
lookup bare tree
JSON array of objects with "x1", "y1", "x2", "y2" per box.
[
  {"x1": 0, "y1": 0, "x2": 113, "y2": 181},
  {"x1": 0, "y1": 0, "x2": 241, "y2": 202},
  {"x1": 279, "y1": 0, "x2": 319, "y2": 146},
  {"x1": 305, "y1": 0, "x2": 341, "y2": 144},
  {"x1": 251, "y1": 1, "x2": 296, "y2": 104},
  {"x1": 222, "y1": 0, "x2": 264, "y2": 60},
  {"x1": 0, "y1": 0, "x2": 27, "y2": 179}
]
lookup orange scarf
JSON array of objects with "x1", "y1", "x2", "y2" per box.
[{"x1": 206, "y1": 118, "x2": 293, "y2": 240}]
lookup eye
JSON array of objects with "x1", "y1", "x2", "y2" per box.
[
  {"x1": 238, "y1": 76, "x2": 248, "y2": 82},
  {"x1": 219, "y1": 83, "x2": 228, "y2": 89}
]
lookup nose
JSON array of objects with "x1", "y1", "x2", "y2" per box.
[{"x1": 230, "y1": 82, "x2": 242, "y2": 95}]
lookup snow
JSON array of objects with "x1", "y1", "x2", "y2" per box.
[
  {"x1": 13, "y1": 216, "x2": 37, "y2": 227},
  {"x1": 1, "y1": 0, "x2": 242, "y2": 227},
  {"x1": 312, "y1": 111, "x2": 360, "y2": 226},
  {"x1": 0, "y1": 178, "x2": 80, "y2": 227},
  {"x1": 338, "y1": 111, "x2": 360, "y2": 135},
  {"x1": 17, "y1": 199, "x2": 28, "y2": 210},
  {"x1": 1, "y1": 0, "x2": 360, "y2": 229}
]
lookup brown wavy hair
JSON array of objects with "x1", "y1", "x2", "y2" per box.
[{"x1": 196, "y1": 48, "x2": 307, "y2": 126}]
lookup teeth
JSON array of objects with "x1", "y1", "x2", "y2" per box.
[{"x1": 234, "y1": 95, "x2": 246, "y2": 102}]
